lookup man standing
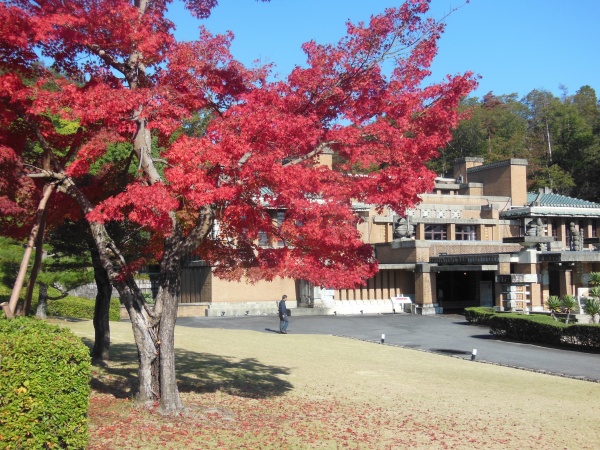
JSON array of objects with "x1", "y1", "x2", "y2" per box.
[{"x1": 278, "y1": 295, "x2": 289, "y2": 334}]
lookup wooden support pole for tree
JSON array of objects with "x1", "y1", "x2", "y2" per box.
[
  {"x1": 3, "y1": 183, "x2": 55, "y2": 318},
  {"x1": 23, "y1": 193, "x2": 50, "y2": 314}
]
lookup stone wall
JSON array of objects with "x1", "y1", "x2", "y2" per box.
[{"x1": 69, "y1": 276, "x2": 159, "y2": 301}]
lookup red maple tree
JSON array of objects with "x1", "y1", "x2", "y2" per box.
[{"x1": 0, "y1": 0, "x2": 476, "y2": 414}]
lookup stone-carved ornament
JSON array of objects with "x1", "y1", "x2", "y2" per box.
[
  {"x1": 570, "y1": 222, "x2": 584, "y2": 251},
  {"x1": 526, "y1": 218, "x2": 545, "y2": 237},
  {"x1": 394, "y1": 217, "x2": 415, "y2": 240}
]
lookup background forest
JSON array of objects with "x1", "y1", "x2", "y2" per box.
[{"x1": 430, "y1": 86, "x2": 600, "y2": 202}]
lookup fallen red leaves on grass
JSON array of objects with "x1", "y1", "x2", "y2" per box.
[{"x1": 87, "y1": 387, "x2": 554, "y2": 449}]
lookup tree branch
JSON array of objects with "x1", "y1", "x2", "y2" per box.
[
  {"x1": 282, "y1": 142, "x2": 333, "y2": 167},
  {"x1": 47, "y1": 282, "x2": 70, "y2": 301},
  {"x1": 86, "y1": 44, "x2": 130, "y2": 77},
  {"x1": 179, "y1": 205, "x2": 215, "y2": 257}
]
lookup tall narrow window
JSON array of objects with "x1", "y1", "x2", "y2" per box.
[
  {"x1": 276, "y1": 211, "x2": 285, "y2": 247},
  {"x1": 455, "y1": 225, "x2": 476, "y2": 241}
]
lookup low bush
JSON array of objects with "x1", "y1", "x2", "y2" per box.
[
  {"x1": 488, "y1": 313, "x2": 565, "y2": 345},
  {"x1": 0, "y1": 317, "x2": 91, "y2": 449},
  {"x1": 46, "y1": 296, "x2": 121, "y2": 321},
  {"x1": 464, "y1": 307, "x2": 497, "y2": 325},
  {"x1": 562, "y1": 324, "x2": 600, "y2": 348},
  {"x1": 462, "y1": 305, "x2": 600, "y2": 349}
]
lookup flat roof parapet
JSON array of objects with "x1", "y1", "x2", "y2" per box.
[{"x1": 467, "y1": 158, "x2": 528, "y2": 173}]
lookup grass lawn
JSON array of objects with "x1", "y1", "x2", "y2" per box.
[{"x1": 57, "y1": 319, "x2": 600, "y2": 449}]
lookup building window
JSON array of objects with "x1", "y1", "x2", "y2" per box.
[
  {"x1": 276, "y1": 211, "x2": 285, "y2": 247},
  {"x1": 211, "y1": 220, "x2": 220, "y2": 239},
  {"x1": 455, "y1": 225, "x2": 476, "y2": 241},
  {"x1": 258, "y1": 231, "x2": 270, "y2": 247},
  {"x1": 424, "y1": 224, "x2": 447, "y2": 240}
]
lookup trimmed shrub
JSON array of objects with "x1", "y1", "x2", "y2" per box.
[
  {"x1": 464, "y1": 307, "x2": 496, "y2": 325},
  {"x1": 47, "y1": 296, "x2": 121, "y2": 321},
  {"x1": 0, "y1": 317, "x2": 91, "y2": 449},
  {"x1": 545, "y1": 295, "x2": 562, "y2": 320},
  {"x1": 563, "y1": 324, "x2": 600, "y2": 349},
  {"x1": 489, "y1": 313, "x2": 565, "y2": 345},
  {"x1": 582, "y1": 297, "x2": 600, "y2": 324}
]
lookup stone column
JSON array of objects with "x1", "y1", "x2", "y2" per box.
[
  {"x1": 415, "y1": 223, "x2": 425, "y2": 240},
  {"x1": 414, "y1": 264, "x2": 438, "y2": 314},
  {"x1": 447, "y1": 223, "x2": 456, "y2": 241}
]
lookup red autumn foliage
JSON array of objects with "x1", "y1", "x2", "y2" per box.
[
  {"x1": 0, "y1": 0, "x2": 476, "y2": 287},
  {"x1": 0, "y1": 0, "x2": 476, "y2": 410}
]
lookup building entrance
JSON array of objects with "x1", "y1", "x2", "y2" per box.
[{"x1": 436, "y1": 271, "x2": 495, "y2": 312}]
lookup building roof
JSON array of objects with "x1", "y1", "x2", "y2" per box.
[
  {"x1": 501, "y1": 192, "x2": 600, "y2": 219},
  {"x1": 526, "y1": 192, "x2": 600, "y2": 208}
]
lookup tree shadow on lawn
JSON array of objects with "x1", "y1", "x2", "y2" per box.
[{"x1": 80, "y1": 338, "x2": 292, "y2": 400}]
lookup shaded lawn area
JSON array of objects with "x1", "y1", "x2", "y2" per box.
[{"x1": 59, "y1": 319, "x2": 600, "y2": 449}]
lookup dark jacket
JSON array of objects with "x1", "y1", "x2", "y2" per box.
[{"x1": 278, "y1": 299, "x2": 287, "y2": 317}]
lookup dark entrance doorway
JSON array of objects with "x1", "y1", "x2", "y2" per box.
[
  {"x1": 548, "y1": 266, "x2": 562, "y2": 297},
  {"x1": 436, "y1": 270, "x2": 495, "y2": 313}
]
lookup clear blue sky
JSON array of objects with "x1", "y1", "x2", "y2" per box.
[{"x1": 168, "y1": 0, "x2": 599, "y2": 100}]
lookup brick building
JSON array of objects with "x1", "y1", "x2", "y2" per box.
[{"x1": 177, "y1": 157, "x2": 600, "y2": 316}]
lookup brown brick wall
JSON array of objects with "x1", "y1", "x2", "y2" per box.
[
  {"x1": 336, "y1": 269, "x2": 415, "y2": 300},
  {"x1": 212, "y1": 276, "x2": 297, "y2": 303},
  {"x1": 467, "y1": 160, "x2": 528, "y2": 206}
]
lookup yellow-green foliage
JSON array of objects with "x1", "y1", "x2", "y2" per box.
[
  {"x1": 47, "y1": 296, "x2": 122, "y2": 322},
  {"x1": 0, "y1": 317, "x2": 91, "y2": 449},
  {"x1": 464, "y1": 306, "x2": 496, "y2": 325}
]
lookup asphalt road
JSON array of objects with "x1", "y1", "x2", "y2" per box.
[{"x1": 177, "y1": 313, "x2": 600, "y2": 382}]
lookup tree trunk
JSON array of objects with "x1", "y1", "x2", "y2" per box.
[
  {"x1": 156, "y1": 237, "x2": 184, "y2": 415},
  {"x1": 545, "y1": 119, "x2": 553, "y2": 163},
  {"x1": 90, "y1": 247, "x2": 113, "y2": 362},
  {"x1": 57, "y1": 176, "x2": 160, "y2": 403},
  {"x1": 119, "y1": 285, "x2": 160, "y2": 404},
  {"x1": 35, "y1": 282, "x2": 48, "y2": 319},
  {"x1": 57, "y1": 175, "x2": 212, "y2": 413}
]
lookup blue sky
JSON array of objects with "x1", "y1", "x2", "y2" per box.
[{"x1": 168, "y1": 0, "x2": 599, "y2": 100}]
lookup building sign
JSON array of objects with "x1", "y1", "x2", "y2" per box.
[
  {"x1": 538, "y1": 253, "x2": 563, "y2": 262},
  {"x1": 432, "y1": 254, "x2": 499, "y2": 265},
  {"x1": 496, "y1": 274, "x2": 538, "y2": 283}
]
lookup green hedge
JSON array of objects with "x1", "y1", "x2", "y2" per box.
[
  {"x1": 562, "y1": 324, "x2": 600, "y2": 348},
  {"x1": 464, "y1": 307, "x2": 496, "y2": 325},
  {"x1": 47, "y1": 296, "x2": 121, "y2": 321},
  {"x1": 489, "y1": 314, "x2": 567, "y2": 346},
  {"x1": 465, "y1": 310, "x2": 600, "y2": 349},
  {"x1": 0, "y1": 317, "x2": 91, "y2": 449}
]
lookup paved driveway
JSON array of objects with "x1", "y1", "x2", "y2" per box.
[{"x1": 176, "y1": 313, "x2": 600, "y2": 382}]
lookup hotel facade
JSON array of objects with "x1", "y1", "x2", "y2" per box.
[{"x1": 173, "y1": 157, "x2": 600, "y2": 317}]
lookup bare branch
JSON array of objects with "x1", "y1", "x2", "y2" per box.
[
  {"x1": 237, "y1": 151, "x2": 252, "y2": 167},
  {"x1": 46, "y1": 282, "x2": 70, "y2": 301},
  {"x1": 86, "y1": 44, "x2": 129, "y2": 76},
  {"x1": 282, "y1": 142, "x2": 334, "y2": 167}
]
